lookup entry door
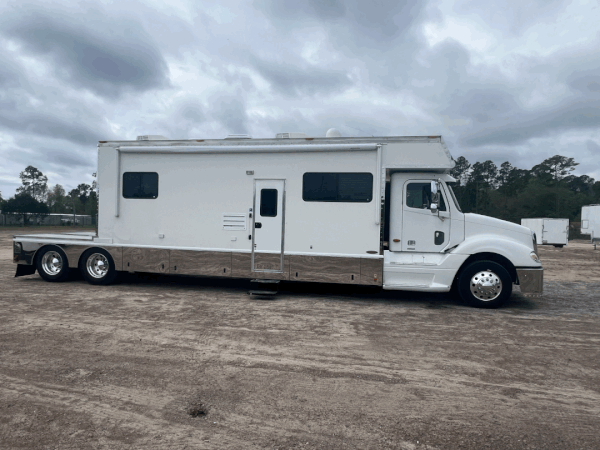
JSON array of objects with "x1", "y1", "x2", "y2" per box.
[
  {"x1": 252, "y1": 179, "x2": 285, "y2": 273},
  {"x1": 401, "y1": 180, "x2": 451, "y2": 252}
]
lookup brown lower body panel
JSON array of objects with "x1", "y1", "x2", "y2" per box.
[
  {"x1": 171, "y1": 250, "x2": 231, "y2": 277},
  {"x1": 232, "y1": 253, "x2": 290, "y2": 280}
]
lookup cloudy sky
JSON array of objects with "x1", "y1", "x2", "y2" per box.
[{"x1": 1, "y1": 0, "x2": 599, "y2": 197}]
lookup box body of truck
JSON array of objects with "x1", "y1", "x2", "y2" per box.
[
  {"x1": 13, "y1": 134, "x2": 543, "y2": 307},
  {"x1": 521, "y1": 218, "x2": 569, "y2": 247}
]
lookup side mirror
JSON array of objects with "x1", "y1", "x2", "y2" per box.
[
  {"x1": 430, "y1": 180, "x2": 440, "y2": 213},
  {"x1": 430, "y1": 180, "x2": 438, "y2": 195}
]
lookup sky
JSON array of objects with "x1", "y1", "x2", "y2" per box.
[{"x1": 0, "y1": 0, "x2": 599, "y2": 197}]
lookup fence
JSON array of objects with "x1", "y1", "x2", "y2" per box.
[{"x1": 0, "y1": 213, "x2": 94, "y2": 226}]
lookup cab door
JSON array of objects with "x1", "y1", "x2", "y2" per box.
[{"x1": 401, "y1": 180, "x2": 451, "y2": 252}]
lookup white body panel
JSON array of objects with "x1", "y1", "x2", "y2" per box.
[
  {"x1": 521, "y1": 218, "x2": 569, "y2": 246},
  {"x1": 581, "y1": 205, "x2": 600, "y2": 242},
  {"x1": 99, "y1": 149, "x2": 380, "y2": 256}
]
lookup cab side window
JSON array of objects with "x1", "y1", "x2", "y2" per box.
[{"x1": 406, "y1": 182, "x2": 446, "y2": 211}]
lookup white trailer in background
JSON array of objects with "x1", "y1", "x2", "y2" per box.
[
  {"x1": 580, "y1": 205, "x2": 600, "y2": 244},
  {"x1": 12, "y1": 133, "x2": 543, "y2": 308},
  {"x1": 521, "y1": 218, "x2": 569, "y2": 248}
]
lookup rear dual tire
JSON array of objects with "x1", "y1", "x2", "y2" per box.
[{"x1": 80, "y1": 248, "x2": 118, "y2": 285}]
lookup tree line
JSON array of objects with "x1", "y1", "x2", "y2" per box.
[
  {"x1": 0, "y1": 166, "x2": 97, "y2": 225},
  {"x1": 449, "y1": 155, "x2": 599, "y2": 223}
]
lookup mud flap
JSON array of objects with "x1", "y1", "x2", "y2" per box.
[{"x1": 15, "y1": 264, "x2": 36, "y2": 277}]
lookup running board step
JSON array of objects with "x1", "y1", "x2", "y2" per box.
[
  {"x1": 249, "y1": 279, "x2": 280, "y2": 296},
  {"x1": 249, "y1": 290, "x2": 278, "y2": 296}
]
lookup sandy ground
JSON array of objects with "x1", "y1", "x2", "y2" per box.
[{"x1": 1, "y1": 227, "x2": 599, "y2": 450}]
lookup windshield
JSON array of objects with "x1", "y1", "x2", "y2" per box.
[{"x1": 447, "y1": 183, "x2": 462, "y2": 213}]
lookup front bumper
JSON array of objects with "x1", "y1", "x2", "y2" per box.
[{"x1": 517, "y1": 268, "x2": 543, "y2": 296}]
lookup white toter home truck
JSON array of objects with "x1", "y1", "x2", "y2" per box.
[{"x1": 13, "y1": 133, "x2": 543, "y2": 308}]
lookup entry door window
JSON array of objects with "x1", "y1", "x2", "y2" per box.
[{"x1": 260, "y1": 189, "x2": 278, "y2": 217}]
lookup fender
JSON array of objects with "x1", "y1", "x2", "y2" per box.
[{"x1": 450, "y1": 234, "x2": 540, "y2": 268}]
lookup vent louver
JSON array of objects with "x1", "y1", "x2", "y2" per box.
[{"x1": 222, "y1": 213, "x2": 247, "y2": 231}]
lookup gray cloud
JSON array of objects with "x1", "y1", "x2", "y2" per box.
[
  {"x1": 250, "y1": 56, "x2": 353, "y2": 96},
  {"x1": 568, "y1": 70, "x2": 600, "y2": 95},
  {"x1": 0, "y1": 92, "x2": 115, "y2": 146},
  {"x1": 1, "y1": 10, "x2": 170, "y2": 98},
  {"x1": 460, "y1": 98, "x2": 600, "y2": 147},
  {"x1": 587, "y1": 140, "x2": 600, "y2": 154},
  {"x1": 259, "y1": 0, "x2": 427, "y2": 42},
  {"x1": 455, "y1": 89, "x2": 518, "y2": 123},
  {"x1": 0, "y1": 52, "x2": 25, "y2": 89},
  {"x1": 210, "y1": 94, "x2": 249, "y2": 135},
  {"x1": 454, "y1": 0, "x2": 572, "y2": 35},
  {"x1": 260, "y1": 0, "x2": 347, "y2": 21}
]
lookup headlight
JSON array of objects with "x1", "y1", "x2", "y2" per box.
[
  {"x1": 530, "y1": 251, "x2": 540, "y2": 263},
  {"x1": 14, "y1": 242, "x2": 22, "y2": 254}
]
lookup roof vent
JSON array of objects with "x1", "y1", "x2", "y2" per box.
[
  {"x1": 225, "y1": 134, "x2": 252, "y2": 139},
  {"x1": 137, "y1": 135, "x2": 169, "y2": 140},
  {"x1": 276, "y1": 132, "x2": 308, "y2": 139},
  {"x1": 326, "y1": 128, "x2": 341, "y2": 138}
]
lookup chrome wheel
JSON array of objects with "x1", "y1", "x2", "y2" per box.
[
  {"x1": 86, "y1": 253, "x2": 109, "y2": 279},
  {"x1": 41, "y1": 251, "x2": 63, "y2": 276},
  {"x1": 470, "y1": 270, "x2": 502, "y2": 301}
]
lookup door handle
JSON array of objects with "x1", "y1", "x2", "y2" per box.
[{"x1": 255, "y1": 222, "x2": 262, "y2": 228}]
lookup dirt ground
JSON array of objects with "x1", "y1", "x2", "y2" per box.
[{"x1": 1, "y1": 228, "x2": 599, "y2": 450}]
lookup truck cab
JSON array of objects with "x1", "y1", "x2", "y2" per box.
[{"x1": 384, "y1": 172, "x2": 543, "y2": 307}]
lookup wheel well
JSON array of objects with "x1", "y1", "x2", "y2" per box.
[{"x1": 455, "y1": 252, "x2": 517, "y2": 284}]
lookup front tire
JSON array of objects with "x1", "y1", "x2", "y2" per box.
[
  {"x1": 80, "y1": 248, "x2": 118, "y2": 285},
  {"x1": 458, "y1": 261, "x2": 512, "y2": 308},
  {"x1": 36, "y1": 246, "x2": 70, "y2": 282}
]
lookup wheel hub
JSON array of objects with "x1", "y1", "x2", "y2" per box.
[
  {"x1": 41, "y1": 252, "x2": 63, "y2": 276},
  {"x1": 470, "y1": 270, "x2": 502, "y2": 301},
  {"x1": 87, "y1": 253, "x2": 109, "y2": 279}
]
